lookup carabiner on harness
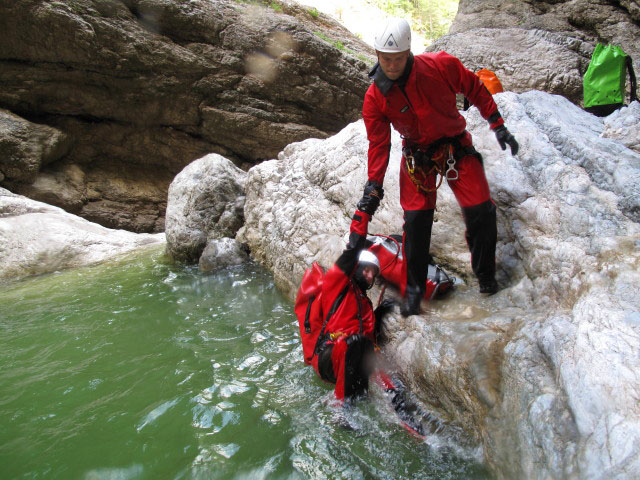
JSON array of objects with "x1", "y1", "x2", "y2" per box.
[
  {"x1": 405, "y1": 152, "x2": 416, "y2": 175},
  {"x1": 403, "y1": 146, "x2": 443, "y2": 193},
  {"x1": 445, "y1": 146, "x2": 459, "y2": 181}
]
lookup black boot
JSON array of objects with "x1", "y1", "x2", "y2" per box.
[
  {"x1": 462, "y1": 201, "x2": 498, "y2": 294},
  {"x1": 402, "y1": 210, "x2": 434, "y2": 317},
  {"x1": 401, "y1": 286, "x2": 423, "y2": 317},
  {"x1": 479, "y1": 278, "x2": 499, "y2": 295}
]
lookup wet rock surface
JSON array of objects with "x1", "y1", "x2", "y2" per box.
[
  {"x1": 198, "y1": 237, "x2": 250, "y2": 273},
  {"x1": 239, "y1": 91, "x2": 640, "y2": 479},
  {"x1": 165, "y1": 154, "x2": 246, "y2": 264},
  {"x1": 0, "y1": 187, "x2": 164, "y2": 282}
]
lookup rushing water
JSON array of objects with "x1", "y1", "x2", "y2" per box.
[{"x1": 0, "y1": 247, "x2": 490, "y2": 479}]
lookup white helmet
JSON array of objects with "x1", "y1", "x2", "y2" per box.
[
  {"x1": 374, "y1": 18, "x2": 411, "y2": 53},
  {"x1": 358, "y1": 250, "x2": 380, "y2": 273}
]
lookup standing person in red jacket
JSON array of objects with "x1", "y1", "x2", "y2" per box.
[
  {"x1": 315, "y1": 205, "x2": 393, "y2": 402},
  {"x1": 358, "y1": 18, "x2": 519, "y2": 316}
]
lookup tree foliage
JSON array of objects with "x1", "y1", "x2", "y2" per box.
[{"x1": 373, "y1": 0, "x2": 459, "y2": 44}]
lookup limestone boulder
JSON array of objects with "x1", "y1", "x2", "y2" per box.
[
  {"x1": 239, "y1": 91, "x2": 640, "y2": 479},
  {"x1": 427, "y1": 28, "x2": 593, "y2": 104},
  {"x1": 165, "y1": 154, "x2": 246, "y2": 263},
  {"x1": 0, "y1": 0, "x2": 374, "y2": 231},
  {"x1": 0, "y1": 187, "x2": 164, "y2": 282},
  {"x1": 603, "y1": 100, "x2": 640, "y2": 153},
  {"x1": 430, "y1": 0, "x2": 640, "y2": 106}
]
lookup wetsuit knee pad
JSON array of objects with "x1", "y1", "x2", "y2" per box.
[
  {"x1": 461, "y1": 200, "x2": 497, "y2": 281},
  {"x1": 403, "y1": 209, "x2": 435, "y2": 235}
]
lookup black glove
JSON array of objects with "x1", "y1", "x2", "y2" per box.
[
  {"x1": 493, "y1": 125, "x2": 519, "y2": 155},
  {"x1": 374, "y1": 298, "x2": 395, "y2": 344},
  {"x1": 374, "y1": 298, "x2": 396, "y2": 323},
  {"x1": 345, "y1": 333, "x2": 367, "y2": 346},
  {"x1": 356, "y1": 180, "x2": 384, "y2": 216}
]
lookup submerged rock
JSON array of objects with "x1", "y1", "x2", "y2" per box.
[
  {"x1": 0, "y1": 187, "x2": 164, "y2": 282},
  {"x1": 240, "y1": 91, "x2": 640, "y2": 479},
  {"x1": 198, "y1": 237, "x2": 249, "y2": 273}
]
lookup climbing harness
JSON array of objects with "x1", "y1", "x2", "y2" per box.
[
  {"x1": 402, "y1": 133, "x2": 484, "y2": 193},
  {"x1": 403, "y1": 145, "x2": 445, "y2": 193},
  {"x1": 403, "y1": 143, "x2": 459, "y2": 193}
]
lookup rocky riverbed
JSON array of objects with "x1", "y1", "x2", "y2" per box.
[
  {"x1": 3, "y1": 91, "x2": 639, "y2": 480},
  {"x1": 2, "y1": 1, "x2": 640, "y2": 478},
  {"x1": 164, "y1": 91, "x2": 640, "y2": 479}
]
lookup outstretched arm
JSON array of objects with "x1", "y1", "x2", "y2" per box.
[
  {"x1": 438, "y1": 52, "x2": 519, "y2": 155},
  {"x1": 334, "y1": 209, "x2": 371, "y2": 276}
]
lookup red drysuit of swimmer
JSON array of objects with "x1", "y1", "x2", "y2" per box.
[
  {"x1": 363, "y1": 51, "x2": 503, "y2": 293},
  {"x1": 315, "y1": 210, "x2": 377, "y2": 401}
]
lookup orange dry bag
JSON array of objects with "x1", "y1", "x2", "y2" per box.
[{"x1": 476, "y1": 68, "x2": 504, "y2": 94}]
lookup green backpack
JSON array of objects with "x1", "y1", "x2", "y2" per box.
[{"x1": 583, "y1": 44, "x2": 637, "y2": 117}]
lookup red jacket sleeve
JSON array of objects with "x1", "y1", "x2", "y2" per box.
[
  {"x1": 436, "y1": 52, "x2": 504, "y2": 128},
  {"x1": 321, "y1": 210, "x2": 371, "y2": 315},
  {"x1": 362, "y1": 86, "x2": 392, "y2": 185}
]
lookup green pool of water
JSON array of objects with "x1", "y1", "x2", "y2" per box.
[{"x1": 0, "y1": 247, "x2": 490, "y2": 479}]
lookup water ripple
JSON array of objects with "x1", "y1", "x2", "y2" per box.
[
  {"x1": 0, "y1": 254, "x2": 490, "y2": 479},
  {"x1": 136, "y1": 398, "x2": 180, "y2": 432}
]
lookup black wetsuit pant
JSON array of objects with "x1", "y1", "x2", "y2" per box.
[{"x1": 317, "y1": 334, "x2": 374, "y2": 400}]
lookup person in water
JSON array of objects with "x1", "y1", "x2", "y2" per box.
[
  {"x1": 314, "y1": 205, "x2": 393, "y2": 401},
  {"x1": 357, "y1": 18, "x2": 520, "y2": 316}
]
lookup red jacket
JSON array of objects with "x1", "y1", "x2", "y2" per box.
[
  {"x1": 362, "y1": 51, "x2": 504, "y2": 184},
  {"x1": 320, "y1": 212, "x2": 375, "y2": 341}
]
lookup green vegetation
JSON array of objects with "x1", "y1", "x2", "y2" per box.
[
  {"x1": 233, "y1": 0, "x2": 283, "y2": 11},
  {"x1": 314, "y1": 32, "x2": 371, "y2": 65},
  {"x1": 315, "y1": 31, "x2": 331, "y2": 43},
  {"x1": 374, "y1": 0, "x2": 459, "y2": 43},
  {"x1": 308, "y1": 7, "x2": 320, "y2": 18},
  {"x1": 314, "y1": 32, "x2": 347, "y2": 52}
]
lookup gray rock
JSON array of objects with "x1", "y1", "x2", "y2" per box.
[
  {"x1": 165, "y1": 154, "x2": 246, "y2": 263},
  {"x1": 198, "y1": 237, "x2": 249, "y2": 272},
  {"x1": 0, "y1": 0, "x2": 374, "y2": 232},
  {"x1": 0, "y1": 109, "x2": 71, "y2": 183},
  {"x1": 602, "y1": 101, "x2": 640, "y2": 153},
  {"x1": 431, "y1": 0, "x2": 640, "y2": 106},
  {"x1": 427, "y1": 28, "x2": 593, "y2": 104},
  {"x1": 239, "y1": 91, "x2": 640, "y2": 479},
  {"x1": 0, "y1": 187, "x2": 164, "y2": 282}
]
